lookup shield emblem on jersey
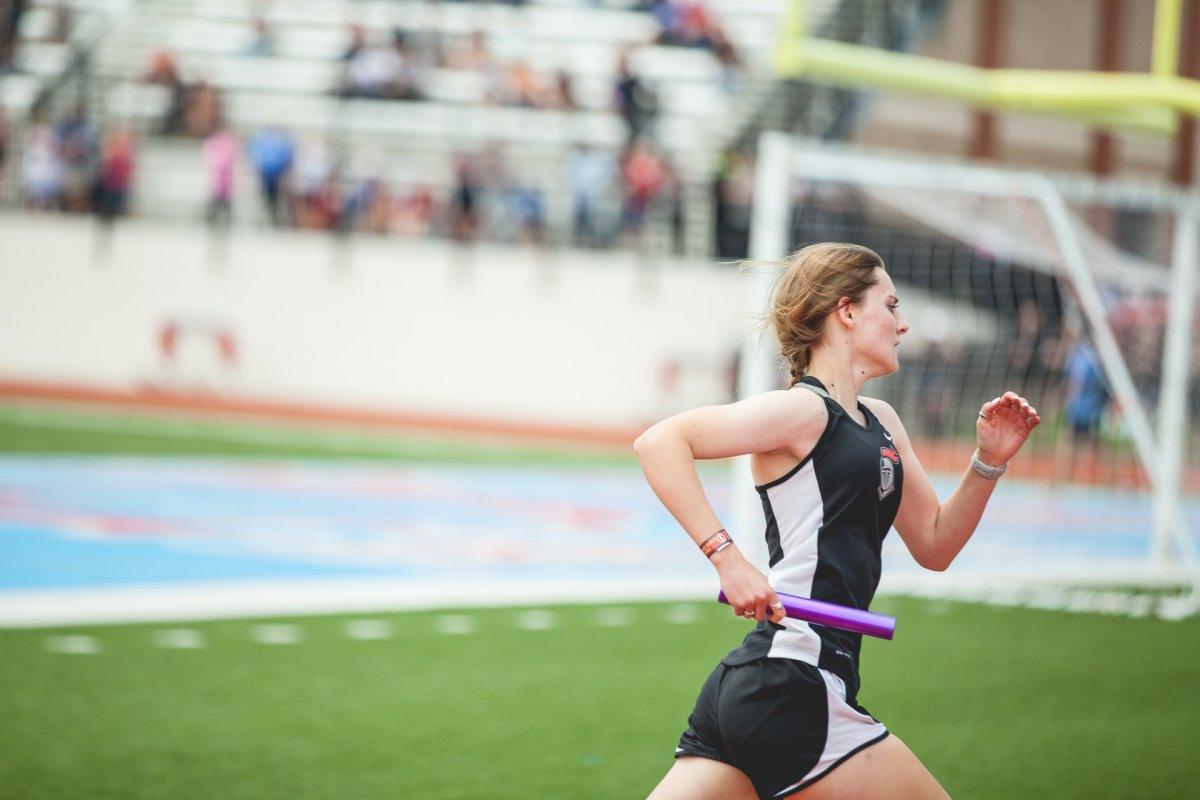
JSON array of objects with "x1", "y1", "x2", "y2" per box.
[{"x1": 879, "y1": 446, "x2": 899, "y2": 500}]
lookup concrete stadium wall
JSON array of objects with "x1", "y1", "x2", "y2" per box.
[{"x1": 0, "y1": 214, "x2": 747, "y2": 432}]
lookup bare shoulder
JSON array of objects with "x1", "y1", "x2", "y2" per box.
[
  {"x1": 864, "y1": 398, "x2": 907, "y2": 448},
  {"x1": 750, "y1": 385, "x2": 828, "y2": 459},
  {"x1": 644, "y1": 384, "x2": 829, "y2": 462},
  {"x1": 744, "y1": 385, "x2": 828, "y2": 435},
  {"x1": 860, "y1": 396, "x2": 904, "y2": 430}
]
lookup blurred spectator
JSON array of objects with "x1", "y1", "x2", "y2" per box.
[
  {"x1": 48, "y1": 0, "x2": 71, "y2": 43},
  {"x1": 445, "y1": 30, "x2": 493, "y2": 72},
  {"x1": 55, "y1": 105, "x2": 98, "y2": 212},
  {"x1": 648, "y1": 0, "x2": 728, "y2": 49},
  {"x1": 143, "y1": 49, "x2": 189, "y2": 135},
  {"x1": 340, "y1": 23, "x2": 366, "y2": 64},
  {"x1": 449, "y1": 154, "x2": 480, "y2": 243},
  {"x1": 203, "y1": 124, "x2": 237, "y2": 229},
  {"x1": 391, "y1": 185, "x2": 434, "y2": 237},
  {"x1": 0, "y1": 108, "x2": 10, "y2": 195},
  {"x1": 243, "y1": 16, "x2": 274, "y2": 57},
  {"x1": 662, "y1": 156, "x2": 686, "y2": 254},
  {"x1": 613, "y1": 50, "x2": 657, "y2": 144},
  {"x1": 185, "y1": 80, "x2": 222, "y2": 138},
  {"x1": 503, "y1": 179, "x2": 545, "y2": 245},
  {"x1": 708, "y1": 25, "x2": 741, "y2": 91},
  {"x1": 1009, "y1": 299, "x2": 1046, "y2": 390},
  {"x1": 293, "y1": 137, "x2": 338, "y2": 229},
  {"x1": 388, "y1": 29, "x2": 426, "y2": 100},
  {"x1": 341, "y1": 28, "x2": 425, "y2": 100},
  {"x1": 95, "y1": 127, "x2": 136, "y2": 223},
  {"x1": 550, "y1": 70, "x2": 578, "y2": 111},
  {"x1": 246, "y1": 127, "x2": 294, "y2": 227},
  {"x1": 339, "y1": 147, "x2": 386, "y2": 234},
  {"x1": 567, "y1": 142, "x2": 616, "y2": 248},
  {"x1": 0, "y1": 0, "x2": 26, "y2": 72},
  {"x1": 22, "y1": 121, "x2": 61, "y2": 210},
  {"x1": 620, "y1": 138, "x2": 667, "y2": 241},
  {"x1": 712, "y1": 147, "x2": 752, "y2": 258},
  {"x1": 503, "y1": 61, "x2": 544, "y2": 107},
  {"x1": 1064, "y1": 339, "x2": 1110, "y2": 439}
]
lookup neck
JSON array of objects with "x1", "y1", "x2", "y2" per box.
[{"x1": 805, "y1": 350, "x2": 870, "y2": 411}]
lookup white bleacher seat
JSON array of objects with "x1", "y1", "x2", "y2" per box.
[
  {"x1": 658, "y1": 82, "x2": 728, "y2": 117},
  {"x1": 18, "y1": 7, "x2": 59, "y2": 41},
  {"x1": 103, "y1": 81, "x2": 170, "y2": 126},
  {"x1": 208, "y1": 55, "x2": 341, "y2": 94},
  {"x1": 630, "y1": 45, "x2": 721, "y2": 83},
  {"x1": 423, "y1": 69, "x2": 487, "y2": 105},
  {"x1": 166, "y1": 18, "x2": 251, "y2": 56},
  {"x1": 14, "y1": 42, "x2": 72, "y2": 77},
  {"x1": 0, "y1": 74, "x2": 42, "y2": 114},
  {"x1": 272, "y1": 27, "x2": 351, "y2": 61},
  {"x1": 522, "y1": 5, "x2": 657, "y2": 44}
]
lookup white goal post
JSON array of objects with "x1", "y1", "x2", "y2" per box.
[{"x1": 736, "y1": 131, "x2": 1200, "y2": 601}]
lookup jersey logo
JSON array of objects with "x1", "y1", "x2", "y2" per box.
[{"x1": 879, "y1": 446, "x2": 899, "y2": 500}]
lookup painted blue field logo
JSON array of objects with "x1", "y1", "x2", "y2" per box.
[{"x1": 0, "y1": 458, "x2": 712, "y2": 591}]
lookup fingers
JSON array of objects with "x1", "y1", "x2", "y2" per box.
[
  {"x1": 731, "y1": 592, "x2": 786, "y2": 623},
  {"x1": 768, "y1": 596, "x2": 786, "y2": 624},
  {"x1": 754, "y1": 598, "x2": 768, "y2": 622},
  {"x1": 981, "y1": 392, "x2": 1040, "y2": 427}
]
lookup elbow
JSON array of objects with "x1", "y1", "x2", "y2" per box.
[
  {"x1": 632, "y1": 426, "x2": 661, "y2": 460},
  {"x1": 634, "y1": 424, "x2": 685, "y2": 463},
  {"x1": 919, "y1": 551, "x2": 952, "y2": 572}
]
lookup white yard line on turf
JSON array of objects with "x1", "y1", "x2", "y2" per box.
[
  {"x1": 515, "y1": 610, "x2": 555, "y2": 630},
  {"x1": 151, "y1": 629, "x2": 206, "y2": 649},
  {"x1": 44, "y1": 634, "x2": 100, "y2": 654},
  {"x1": 435, "y1": 615, "x2": 476, "y2": 635},
  {"x1": 345, "y1": 619, "x2": 393, "y2": 640},
  {"x1": 252, "y1": 624, "x2": 302, "y2": 644},
  {"x1": 0, "y1": 578, "x2": 717, "y2": 628}
]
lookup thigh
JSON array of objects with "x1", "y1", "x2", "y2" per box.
[
  {"x1": 786, "y1": 734, "x2": 950, "y2": 800},
  {"x1": 646, "y1": 756, "x2": 758, "y2": 800}
]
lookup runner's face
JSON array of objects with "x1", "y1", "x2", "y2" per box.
[{"x1": 852, "y1": 270, "x2": 908, "y2": 376}]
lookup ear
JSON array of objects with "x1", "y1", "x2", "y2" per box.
[{"x1": 834, "y1": 297, "x2": 856, "y2": 329}]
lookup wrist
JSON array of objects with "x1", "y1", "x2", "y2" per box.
[
  {"x1": 709, "y1": 542, "x2": 743, "y2": 571},
  {"x1": 975, "y1": 449, "x2": 1006, "y2": 468},
  {"x1": 971, "y1": 449, "x2": 1007, "y2": 480},
  {"x1": 699, "y1": 528, "x2": 732, "y2": 558}
]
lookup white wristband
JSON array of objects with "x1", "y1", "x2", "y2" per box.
[{"x1": 971, "y1": 449, "x2": 1007, "y2": 480}]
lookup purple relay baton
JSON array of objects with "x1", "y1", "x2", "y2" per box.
[{"x1": 718, "y1": 590, "x2": 897, "y2": 640}]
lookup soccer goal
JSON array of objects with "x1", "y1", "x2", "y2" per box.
[{"x1": 735, "y1": 132, "x2": 1200, "y2": 617}]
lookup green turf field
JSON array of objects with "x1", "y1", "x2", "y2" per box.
[
  {"x1": 2, "y1": 400, "x2": 1198, "y2": 798},
  {"x1": 1, "y1": 599, "x2": 1198, "y2": 799}
]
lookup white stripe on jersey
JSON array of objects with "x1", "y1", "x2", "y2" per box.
[{"x1": 764, "y1": 459, "x2": 825, "y2": 665}]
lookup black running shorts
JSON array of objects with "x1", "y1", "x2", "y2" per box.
[{"x1": 674, "y1": 656, "x2": 889, "y2": 799}]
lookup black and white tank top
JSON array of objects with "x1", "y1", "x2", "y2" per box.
[{"x1": 721, "y1": 375, "x2": 904, "y2": 698}]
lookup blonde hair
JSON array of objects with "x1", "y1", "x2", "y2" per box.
[{"x1": 768, "y1": 242, "x2": 884, "y2": 386}]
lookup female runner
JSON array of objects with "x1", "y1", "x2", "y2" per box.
[{"x1": 634, "y1": 243, "x2": 1040, "y2": 799}]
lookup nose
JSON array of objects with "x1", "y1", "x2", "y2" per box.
[{"x1": 896, "y1": 312, "x2": 909, "y2": 336}]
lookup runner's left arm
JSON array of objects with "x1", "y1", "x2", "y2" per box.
[{"x1": 863, "y1": 393, "x2": 1040, "y2": 571}]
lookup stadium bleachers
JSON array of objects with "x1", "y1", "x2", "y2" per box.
[
  {"x1": 6, "y1": 1, "x2": 783, "y2": 246},
  {"x1": 6, "y1": 0, "x2": 838, "y2": 250}
]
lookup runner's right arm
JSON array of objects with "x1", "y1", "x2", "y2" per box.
[{"x1": 633, "y1": 389, "x2": 827, "y2": 622}]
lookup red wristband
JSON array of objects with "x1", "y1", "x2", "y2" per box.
[{"x1": 700, "y1": 529, "x2": 733, "y2": 558}]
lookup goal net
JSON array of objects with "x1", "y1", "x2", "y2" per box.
[{"x1": 737, "y1": 133, "x2": 1200, "y2": 618}]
